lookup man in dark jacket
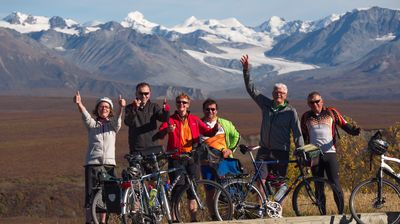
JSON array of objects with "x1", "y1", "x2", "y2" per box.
[
  {"x1": 124, "y1": 82, "x2": 169, "y2": 155},
  {"x1": 240, "y1": 55, "x2": 304, "y2": 204}
]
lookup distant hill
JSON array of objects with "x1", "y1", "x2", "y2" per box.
[{"x1": 1, "y1": 7, "x2": 399, "y2": 100}]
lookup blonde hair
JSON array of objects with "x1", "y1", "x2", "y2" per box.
[{"x1": 176, "y1": 92, "x2": 191, "y2": 102}]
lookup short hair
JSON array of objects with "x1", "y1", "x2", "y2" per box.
[
  {"x1": 136, "y1": 82, "x2": 151, "y2": 92},
  {"x1": 273, "y1": 83, "x2": 288, "y2": 93},
  {"x1": 176, "y1": 92, "x2": 191, "y2": 102},
  {"x1": 307, "y1": 91, "x2": 321, "y2": 99},
  {"x1": 202, "y1": 98, "x2": 218, "y2": 110}
]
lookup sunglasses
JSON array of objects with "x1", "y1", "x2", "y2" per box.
[
  {"x1": 308, "y1": 99, "x2": 321, "y2": 104},
  {"x1": 138, "y1": 92, "x2": 150, "y2": 96},
  {"x1": 205, "y1": 108, "x2": 216, "y2": 112},
  {"x1": 176, "y1": 100, "x2": 189, "y2": 105}
]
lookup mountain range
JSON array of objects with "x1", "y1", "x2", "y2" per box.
[{"x1": 0, "y1": 6, "x2": 399, "y2": 100}]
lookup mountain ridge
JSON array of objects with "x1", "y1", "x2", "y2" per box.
[{"x1": 1, "y1": 7, "x2": 399, "y2": 100}]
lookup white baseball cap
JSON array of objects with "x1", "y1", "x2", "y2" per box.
[{"x1": 96, "y1": 97, "x2": 113, "y2": 109}]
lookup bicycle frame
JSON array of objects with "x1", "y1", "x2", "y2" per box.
[
  {"x1": 245, "y1": 148, "x2": 311, "y2": 204},
  {"x1": 375, "y1": 154, "x2": 400, "y2": 201},
  {"x1": 122, "y1": 152, "x2": 182, "y2": 222}
]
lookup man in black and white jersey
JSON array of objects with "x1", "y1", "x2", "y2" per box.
[{"x1": 301, "y1": 91, "x2": 361, "y2": 211}]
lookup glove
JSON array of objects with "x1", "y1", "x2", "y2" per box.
[
  {"x1": 163, "y1": 103, "x2": 170, "y2": 112},
  {"x1": 343, "y1": 124, "x2": 361, "y2": 136},
  {"x1": 351, "y1": 127, "x2": 361, "y2": 136}
]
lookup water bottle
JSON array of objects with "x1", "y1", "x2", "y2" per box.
[
  {"x1": 149, "y1": 188, "x2": 157, "y2": 207},
  {"x1": 274, "y1": 183, "x2": 288, "y2": 202}
]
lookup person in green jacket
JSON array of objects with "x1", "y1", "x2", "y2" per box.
[{"x1": 200, "y1": 98, "x2": 240, "y2": 220}]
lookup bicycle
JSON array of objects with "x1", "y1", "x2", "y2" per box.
[
  {"x1": 90, "y1": 146, "x2": 175, "y2": 224},
  {"x1": 218, "y1": 144, "x2": 344, "y2": 219},
  {"x1": 349, "y1": 130, "x2": 400, "y2": 224},
  {"x1": 121, "y1": 146, "x2": 233, "y2": 223},
  {"x1": 90, "y1": 166, "x2": 124, "y2": 224},
  {"x1": 121, "y1": 146, "x2": 176, "y2": 224}
]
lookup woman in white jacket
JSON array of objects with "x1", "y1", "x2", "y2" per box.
[{"x1": 73, "y1": 91, "x2": 126, "y2": 224}]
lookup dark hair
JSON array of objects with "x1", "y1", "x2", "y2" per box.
[
  {"x1": 202, "y1": 98, "x2": 218, "y2": 110},
  {"x1": 93, "y1": 102, "x2": 114, "y2": 118},
  {"x1": 307, "y1": 91, "x2": 321, "y2": 99},
  {"x1": 136, "y1": 82, "x2": 151, "y2": 92}
]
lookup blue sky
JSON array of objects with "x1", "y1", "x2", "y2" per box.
[{"x1": 1, "y1": 0, "x2": 399, "y2": 27}]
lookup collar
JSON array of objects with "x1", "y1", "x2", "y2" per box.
[{"x1": 271, "y1": 100, "x2": 288, "y2": 112}]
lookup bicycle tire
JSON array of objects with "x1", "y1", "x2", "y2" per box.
[
  {"x1": 292, "y1": 177, "x2": 343, "y2": 216},
  {"x1": 122, "y1": 186, "x2": 149, "y2": 224},
  {"x1": 220, "y1": 178, "x2": 265, "y2": 219},
  {"x1": 91, "y1": 189, "x2": 121, "y2": 224},
  {"x1": 173, "y1": 179, "x2": 233, "y2": 222},
  {"x1": 349, "y1": 178, "x2": 400, "y2": 224}
]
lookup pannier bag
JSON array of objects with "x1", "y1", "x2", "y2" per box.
[
  {"x1": 104, "y1": 181, "x2": 121, "y2": 213},
  {"x1": 295, "y1": 144, "x2": 321, "y2": 167}
]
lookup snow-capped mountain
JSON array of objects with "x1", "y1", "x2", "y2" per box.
[
  {"x1": 120, "y1": 11, "x2": 163, "y2": 34},
  {"x1": 0, "y1": 12, "x2": 80, "y2": 35},
  {"x1": 0, "y1": 7, "x2": 399, "y2": 99},
  {"x1": 255, "y1": 14, "x2": 342, "y2": 37}
]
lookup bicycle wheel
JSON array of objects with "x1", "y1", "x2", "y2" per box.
[
  {"x1": 292, "y1": 177, "x2": 343, "y2": 216},
  {"x1": 122, "y1": 186, "x2": 148, "y2": 224},
  {"x1": 91, "y1": 189, "x2": 121, "y2": 224},
  {"x1": 349, "y1": 178, "x2": 400, "y2": 224},
  {"x1": 221, "y1": 178, "x2": 265, "y2": 219},
  {"x1": 173, "y1": 179, "x2": 233, "y2": 222}
]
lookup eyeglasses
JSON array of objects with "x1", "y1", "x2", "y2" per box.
[
  {"x1": 138, "y1": 92, "x2": 150, "y2": 96},
  {"x1": 205, "y1": 108, "x2": 216, "y2": 112},
  {"x1": 176, "y1": 101, "x2": 189, "y2": 105},
  {"x1": 308, "y1": 99, "x2": 321, "y2": 104},
  {"x1": 99, "y1": 105, "x2": 110, "y2": 109}
]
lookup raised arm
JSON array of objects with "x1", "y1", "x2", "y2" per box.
[
  {"x1": 155, "y1": 98, "x2": 170, "y2": 122},
  {"x1": 117, "y1": 95, "x2": 126, "y2": 118},
  {"x1": 241, "y1": 54, "x2": 261, "y2": 100},
  {"x1": 73, "y1": 91, "x2": 88, "y2": 113}
]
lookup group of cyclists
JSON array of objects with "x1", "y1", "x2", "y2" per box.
[{"x1": 74, "y1": 54, "x2": 361, "y2": 224}]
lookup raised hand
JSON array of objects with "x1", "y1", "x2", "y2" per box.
[
  {"x1": 132, "y1": 98, "x2": 141, "y2": 110},
  {"x1": 74, "y1": 91, "x2": 81, "y2": 104},
  {"x1": 73, "y1": 91, "x2": 85, "y2": 112},
  {"x1": 240, "y1": 54, "x2": 249, "y2": 71},
  {"x1": 119, "y1": 95, "x2": 126, "y2": 107},
  {"x1": 163, "y1": 98, "x2": 170, "y2": 112}
]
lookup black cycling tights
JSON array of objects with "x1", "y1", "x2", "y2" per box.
[{"x1": 312, "y1": 153, "x2": 343, "y2": 208}]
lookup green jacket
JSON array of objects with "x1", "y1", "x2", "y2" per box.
[{"x1": 217, "y1": 117, "x2": 240, "y2": 157}]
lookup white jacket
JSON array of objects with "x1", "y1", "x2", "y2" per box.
[{"x1": 82, "y1": 110, "x2": 121, "y2": 166}]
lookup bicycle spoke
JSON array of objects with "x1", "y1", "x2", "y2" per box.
[
  {"x1": 350, "y1": 179, "x2": 400, "y2": 224},
  {"x1": 293, "y1": 178, "x2": 342, "y2": 216}
]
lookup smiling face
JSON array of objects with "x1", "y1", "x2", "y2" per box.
[
  {"x1": 136, "y1": 85, "x2": 151, "y2": 105},
  {"x1": 203, "y1": 103, "x2": 218, "y2": 121},
  {"x1": 307, "y1": 93, "x2": 324, "y2": 114},
  {"x1": 272, "y1": 87, "x2": 287, "y2": 105},
  {"x1": 97, "y1": 101, "x2": 111, "y2": 119},
  {"x1": 176, "y1": 96, "x2": 190, "y2": 116}
]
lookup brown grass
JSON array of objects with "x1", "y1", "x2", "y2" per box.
[{"x1": 0, "y1": 96, "x2": 399, "y2": 221}]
